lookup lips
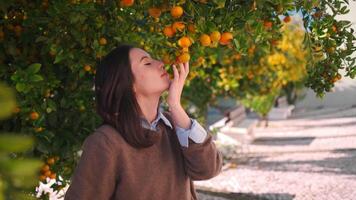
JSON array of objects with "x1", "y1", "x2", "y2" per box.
[{"x1": 161, "y1": 72, "x2": 168, "y2": 77}]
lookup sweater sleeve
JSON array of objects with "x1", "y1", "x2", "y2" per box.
[
  {"x1": 181, "y1": 133, "x2": 223, "y2": 181},
  {"x1": 64, "y1": 132, "x2": 118, "y2": 200}
]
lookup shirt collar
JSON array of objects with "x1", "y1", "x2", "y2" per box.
[{"x1": 140, "y1": 107, "x2": 173, "y2": 130}]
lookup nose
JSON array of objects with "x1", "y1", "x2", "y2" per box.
[{"x1": 157, "y1": 60, "x2": 164, "y2": 69}]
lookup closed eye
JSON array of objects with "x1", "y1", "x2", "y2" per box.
[{"x1": 144, "y1": 63, "x2": 151, "y2": 65}]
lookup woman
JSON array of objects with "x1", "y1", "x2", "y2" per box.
[{"x1": 64, "y1": 44, "x2": 222, "y2": 200}]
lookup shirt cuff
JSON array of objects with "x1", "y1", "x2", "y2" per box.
[{"x1": 175, "y1": 119, "x2": 208, "y2": 148}]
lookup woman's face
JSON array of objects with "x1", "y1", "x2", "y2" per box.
[{"x1": 130, "y1": 48, "x2": 170, "y2": 96}]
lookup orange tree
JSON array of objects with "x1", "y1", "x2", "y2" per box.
[
  {"x1": 0, "y1": 0, "x2": 355, "y2": 191},
  {"x1": 240, "y1": 20, "x2": 308, "y2": 117}
]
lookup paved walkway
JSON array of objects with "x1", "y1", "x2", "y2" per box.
[{"x1": 196, "y1": 107, "x2": 356, "y2": 200}]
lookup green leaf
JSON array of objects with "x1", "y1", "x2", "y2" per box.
[
  {"x1": 15, "y1": 83, "x2": 26, "y2": 92},
  {"x1": 0, "y1": 84, "x2": 16, "y2": 120},
  {"x1": 54, "y1": 50, "x2": 65, "y2": 64},
  {"x1": 27, "y1": 63, "x2": 41, "y2": 74},
  {"x1": 0, "y1": 135, "x2": 34, "y2": 153},
  {"x1": 35, "y1": 36, "x2": 48, "y2": 43},
  {"x1": 30, "y1": 74, "x2": 44, "y2": 82}
]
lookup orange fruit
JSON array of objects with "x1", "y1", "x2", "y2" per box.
[
  {"x1": 30, "y1": 112, "x2": 39, "y2": 120},
  {"x1": 42, "y1": 164, "x2": 50, "y2": 172},
  {"x1": 333, "y1": 74, "x2": 342, "y2": 82},
  {"x1": 263, "y1": 20, "x2": 272, "y2": 29},
  {"x1": 187, "y1": 23, "x2": 196, "y2": 33},
  {"x1": 35, "y1": 127, "x2": 44, "y2": 132},
  {"x1": 178, "y1": 36, "x2": 192, "y2": 48},
  {"x1": 47, "y1": 157, "x2": 55, "y2": 165},
  {"x1": 234, "y1": 53, "x2": 242, "y2": 60},
  {"x1": 121, "y1": 0, "x2": 134, "y2": 7},
  {"x1": 271, "y1": 39, "x2": 279, "y2": 46},
  {"x1": 49, "y1": 173, "x2": 56, "y2": 179},
  {"x1": 200, "y1": 34, "x2": 211, "y2": 46},
  {"x1": 172, "y1": 21, "x2": 185, "y2": 32},
  {"x1": 171, "y1": 6, "x2": 183, "y2": 18},
  {"x1": 163, "y1": 26, "x2": 175, "y2": 37},
  {"x1": 219, "y1": 32, "x2": 233, "y2": 45},
  {"x1": 99, "y1": 37, "x2": 107, "y2": 45},
  {"x1": 210, "y1": 31, "x2": 221, "y2": 42},
  {"x1": 84, "y1": 65, "x2": 91, "y2": 72},
  {"x1": 39, "y1": 175, "x2": 46, "y2": 181},
  {"x1": 148, "y1": 7, "x2": 161, "y2": 18},
  {"x1": 248, "y1": 45, "x2": 256, "y2": 55},
  {"x1": 178, "y1": 53, "x2": 190, "y2": 63},
  {"x1": 327, "y1": 47, "x2": 335, "y2": 54},
  {"x1": 283, "y1": 16, "x2": 291, "y2": 23},
  {"x1": 332, "y1": 25, "x2": 338, "y2": 33},
  {"x1": 44, "y1": 170, "x2": 51, "y2": 177}
]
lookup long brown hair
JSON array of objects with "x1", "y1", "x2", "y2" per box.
[{"x1": 94, "y1": 45, "x2": 161, "y2": 148}]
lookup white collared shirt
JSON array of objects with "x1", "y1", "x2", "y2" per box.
[{"x1": 140, "y1": 109, "x2": 207, "y2": 148}]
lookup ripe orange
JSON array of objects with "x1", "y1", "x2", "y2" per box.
[
  {"x1": 219, "y1": 32, "x2": 233, "y2": 45},
  {"x1": 210, "y1": 31, "x2": 221, "y2": 42},
  {"x1": 178, "y1": 53, "x2": 190, "y2": 63},
  {"x1": 271, "y1": 39, "x2": 279, "y2": 46},
  {"x1": 178, "y1": 36, "x2": 192, "y2": 48},
  {"x1": 49, "y1": 173, "x2": 56, "y2": 179},
  {"x1": 171, "y1": 6, "x2": 183, "y2": 18},
  {"x1": 200, "y1": 34, "x2": 211, "y2": 46},
  {"x1": 163, "y1": 26, "x2": 175, "y2": 37},
  {"x1": 327, "y1": 47, "x2": 335, "y2": 54},
  {"x1": 248, "y1": 45, "x2": 256, "y2": 55},
  {"x1": 39, "y1": 175, "x2": 46, "y2": 181},
  {"x1": 84, "y1": 65, "x2": 91, "y2": 72},
  {"x1": 172, "y1": 21, "x2": 185, "y2": 32},
  {"x1": 283, "y1": 16, "x2": 291, "y2": 23},
  {"x1": 234, "y1": 53, "x2": 242, "y2": 60},
  {"x1": 263, "y1": 20, "x2": 272, "y2": 29},
  {"x1": 47, "y1": 157, "x2": 55, "y2": 165},
  {"x1": 148, "y1": 7, "x2": 161, "y2": 18},
  {"x1": 30, "y1": 112, "x2": 39, "y2": 120},
  {"x1": 42, "y1": 164, "x2": 50, "y2": 172},
  {"x1": 99, "y1": 37, "x2": 107, "y2": 45},
  {"x1": 187, "y1": 23, "x2": 196, "y2": 33},
  {"x1": 121, "y1": 0, "x2": 134, "y2": 7},
  {"x1": 35, "y1": 127, "x2": 44, "y2": 132},
  {"x1": 331, "y1": 25, "x2": 338, "y2": 33},
  {"x1": 44, "y1": 170, "x2": 51, "y2": 177}
]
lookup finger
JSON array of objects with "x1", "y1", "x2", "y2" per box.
[
  {"x1": 184, "y1": 62, "x2": 189, "y2": 76},
  {"x1": 178, "y1": 63, "x2": 185, "y2": 80},
  {"x1": 172, "y1": 65, "x2": 179, "y2": 82}
]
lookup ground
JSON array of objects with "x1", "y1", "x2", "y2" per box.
[{"x1": 196, "y1": 106, "x2": 356, "y2": 200}]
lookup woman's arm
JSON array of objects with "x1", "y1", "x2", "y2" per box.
[
  {"x1": 167, "y1": 62, "x2": 223, "y2": 181},
  {"x1": 165, "y1": 109, "x2": 223, "y2": 181}
]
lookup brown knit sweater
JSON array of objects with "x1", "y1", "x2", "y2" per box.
[{"x1": 64, "y1": 116, "x2": 223, "y2": 200}]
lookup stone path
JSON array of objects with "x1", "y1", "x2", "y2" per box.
[{"x1": 196, "y1": 107, "x2": 356, "y2": 200}]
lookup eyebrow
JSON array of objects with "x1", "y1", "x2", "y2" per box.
[{"x1": 140, "y1": 56, "x2": 150, "y2": 62}]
